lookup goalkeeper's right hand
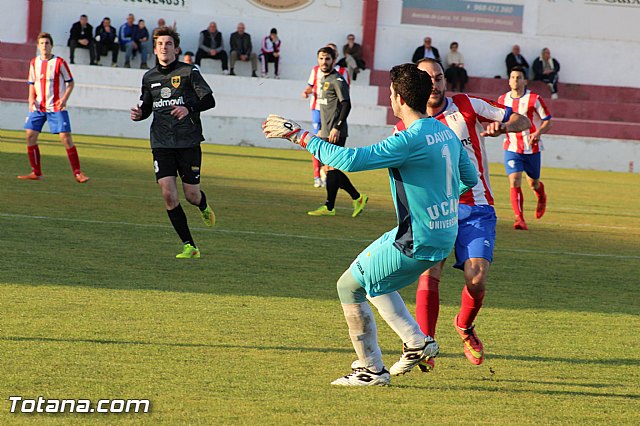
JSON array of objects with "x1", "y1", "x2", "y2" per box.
[{"x1": 262, "y1": 114, "x2": 311, "y2": 147}]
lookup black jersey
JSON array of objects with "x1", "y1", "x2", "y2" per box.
[
  {"x1": 318, "y1": 69, "x2": 350, "y2": 138},
  {"x1": 139, "y1": 60, "x2": 214, "y2": 149}
]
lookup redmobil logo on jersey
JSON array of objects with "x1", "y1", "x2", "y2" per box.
[
  {"x1": 153, "y1": 96, "x2": 185, "y2": 109},
  {"x1": 425, "y1": 129, "x2": 454, "y2": 145}
]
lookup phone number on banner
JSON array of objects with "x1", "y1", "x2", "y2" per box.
[{"x1": 122, "y1": 0, "x2": 190, "y2": 10}]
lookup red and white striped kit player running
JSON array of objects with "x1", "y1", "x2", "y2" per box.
[
  {"x1": 498, "y1": 66, "x2": 552, "y2": 230},
  {"x1": 301, "y1": 44, "x2": 350, "y2": 188},
  {"x1": 395, "y1": 59, "x2": 530, "y2": 371},
  {"x1": 19, "y1": 32, "x2": 89, "y2": 183}
]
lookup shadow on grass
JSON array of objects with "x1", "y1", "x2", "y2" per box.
[
  {"x1": 395, "y1": 382, "x2": 640, "y2": 400},
  {"x1": 3, "y1": 336, "x2": 639, "y2": 369},
  {"x1": 1, "y1": 141, "x2": 639, "y2": 316}
]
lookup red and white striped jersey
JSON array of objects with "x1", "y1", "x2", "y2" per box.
[
  {"x1": 395, "y1": 94, "x2": 511, "y2": 206},
  {"x1": 498, "y1": 89, "x2": 551, "y2": 154},
  {"x1": 307, "y1": 65, "x2": 350, "y2": 110},
  {"x1": 28, "y1": 55, "x2": 73, "y2": 112}
]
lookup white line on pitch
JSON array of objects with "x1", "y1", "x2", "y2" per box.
[{"x1": 1, "y1": 212, "x2": 639, "y2": 260}]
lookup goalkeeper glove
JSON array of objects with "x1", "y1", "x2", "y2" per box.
[{"x1": 262, "y1": 114, "x2": 311, "y2": 147}]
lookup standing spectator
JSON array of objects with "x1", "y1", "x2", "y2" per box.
[
  {"x1": 306, "y1": 46, "x2": 367, "y2": 218},
  {"x1": 444, "y1": 41, "x2": 468, "y2": 92},
  {"x1": 95, "y1": 17, "x2": 119, "y2": 67},
  {"x1": 118, "y1": 13, "x2": 136, "y2": 68},
  {"x1": 532, "y1": 48, "x2": 560, "y2": 99},
  {"x1": 505, "y1": 44, "x2": 529, "y2": 77},
  {"x1": 19, "y1": 32, "x2": 89, "y2": 183},
  {"x1": 259, "y1": 28, "x2": 281, "y2": 78},
  {"x1": 229, "y1": 22, "x2": 258, "y2": 77},
  {"x1": 337, "y1": 34, "x2": 366, "y2": 81},
  {"x1": 412, "y1": 37, "x2": 440, "y2": 64},
  {"x1": 498, "y1": 66, "x2": 552, "y2": 230},
  {"x1": 68, "y1": 14, "x2": 96, "y2": 65},
  {"x1": 134, "y1": 19, "x2": 150, "y2": 69},
  {"x1": 130, "y1": 27, "x2": 216, "y2": 259},
  {"x1": 196, "y1": 21, "x2": 229, "y2": 74}
]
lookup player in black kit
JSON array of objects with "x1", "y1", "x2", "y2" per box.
[{"x1": 131, "y1": 27, "x2": 216, "y2": 259}]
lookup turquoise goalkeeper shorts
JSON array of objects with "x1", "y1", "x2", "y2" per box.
[{"x1": 349, "y1": 230, "x2": 439, "y2": 297}]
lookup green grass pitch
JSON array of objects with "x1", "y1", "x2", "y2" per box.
[{"x1": 0, "y1": 129, "x2": 639, "y2": 424}]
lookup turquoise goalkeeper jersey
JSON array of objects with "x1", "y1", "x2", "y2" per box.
[{"x1": 306, "y1": 117, "x2": 478, "y2": 261}]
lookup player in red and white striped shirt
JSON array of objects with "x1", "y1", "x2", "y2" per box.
[
  {"x1": 18, "y1": 32, "x2": 89, "y2": 183},
  {"x1": 301, "y1": 44, "x2": 350, "y2": 188},
  {"x1": 395, "y1": 59, "x2": 529, "y2": 371},
  {"x1": 498, "y1": 66, "x2": 552, "y2": 230}
]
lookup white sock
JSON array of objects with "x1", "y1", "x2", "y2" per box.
[
  {"x1": 341, "y1": 302, "x2": 384, "y2": 373},
  {"x1": 368, "y1": 291, "x2": 426, "y2": 348}
]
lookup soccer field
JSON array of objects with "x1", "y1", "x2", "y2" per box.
[{"x1": 0, "y1": 129, "x2": 639, "y2": 424}]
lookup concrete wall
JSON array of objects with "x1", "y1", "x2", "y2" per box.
[
  {"x1": 9, "y1": 0, "x2": 640, "y2": 86},
  {"x1": 0, "y1": 0, "x2": 28, "y2": 43},
  {"x1": 2, "y1": 98, "x2": 637, "y2": 173}
]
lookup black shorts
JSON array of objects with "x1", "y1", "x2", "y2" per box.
[{"x1": 152, "y1": 146, "x2": 202, "y2": 184}]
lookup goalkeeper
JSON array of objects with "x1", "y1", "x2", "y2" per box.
[{"x1": 263, "y1": 63, "x2": 478, "y2": 386}]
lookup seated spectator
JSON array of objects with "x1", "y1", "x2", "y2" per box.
[
  {"x1": 337, "y1": 34, "x2": 366, "y2": 81},
  {"x1": 229, "y1": 22, "x2": 258, "y2": 77},
  {"x1": 94, "y1": 17, "x2": 119, "y2": 67},
  {"x1": 182, "y1": 51, "x2": 200, "y2": 70},
  {"x1": 133, "y1": 19, "x2": 150, "y2": 69},
  {"x1": 412, "y1": 36, "x2": 440, "y2": 64},
  {"x1": 532, "y1": 47, "x2": 560, "y2": 99},
  {"x1": 196, "y1": 21, "x2": 229, "y2": 74},
  {"x1": 118, "y1": 14, "x2": 137, "y2": 68},
  {"x1": 68, "y1": 14, "x2": 96, "y2": 65},
  {"x1": 506, "y1": 44, "x2": 529, "y2": 77},
  {"x1": 259, "y1": 28, "x2": 281, "y2": 78},
  {"x1": 444, "y1": 41, "x2": 468, "y2": 92}
]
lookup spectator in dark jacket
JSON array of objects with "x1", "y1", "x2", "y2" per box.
[
  {"x1": 229, "y1": 22, "x2": 257, "y2": 77},
  {"x1": 505, "y1": 44, "x2": 529, "y2": 77},
  {"x1": 118, "y1": 14, "x2": 136, "y2": 68},
  {"x1": 532, "y1": 47, "x2": 560, "y2": 99},
  {"x1": 412, "y1": 37, "x2": 440, "y2": 64},
  {"x1": 95, "y1": 17, "x2": 119, "y2": 67},
  {"x1": 133, "y1": 19, "x2": 150, "y2": 69},
  {"x1": 68, "y1": 14, "x2": 96, "y2": 65},
  {"x1": 337, "y1": 34, "x2": 366, "y2": 81},
  {"x1": 196, "y1": 21, "x2": 229, "y2": 73}
]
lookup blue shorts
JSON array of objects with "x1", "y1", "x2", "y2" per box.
[
  {"x1": 350, "y1": 230, "x2": 439, "y2": 297},
  {"x1": 504, "y1": 151, "x2": 541, "y2": 180},
  {"x1": 311, "y1": 109, "x2": 321, "y2": 134},
  {"x1": 453, "y1": 204, "x2": 497, "y2": 270},
  {"x1": 24, "y1": 111, "x2": 72, "y2": 134}
]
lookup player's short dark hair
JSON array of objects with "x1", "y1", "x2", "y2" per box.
[
  {"x1": 317, "y1": 46, "x2": 336, "y2": 59},
  {"x1": 510, "y1": 66, "x2": 527, "y2": 79},
  {"x1": 153, "y1": 26, "x2": 180, "y2": 48},
  {"x1": 37, "y1": 32, "x2": 53, "y2": 45},
  {"x1": 390, "y1": 63, "x2": 432, "y2": 114},
  {"x1": 183, "y1": 51, "x2": 195, "y2": 57}
]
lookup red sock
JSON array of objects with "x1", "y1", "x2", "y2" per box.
[
  {"x1": 312, "y1": 156, "x2": 321, "y2": 179},
  {"x1": 535, "y1": 181, "x2": 546, "y2": 198},
  {"x1": 66, "y1": 146, "x2": 81, "y2": 175},
  {"x1": 457, "y1": 286, "x2": 485, "y2": 329},
  {"x1": 28, "y1": 145, "x2": 42, "y2": 176},
  {"x1": 510, "y1": 187, "x2": 524, "y2": 218},
  {"x1": 415, "y1": 274, "x2": 440, "y2": 337}
]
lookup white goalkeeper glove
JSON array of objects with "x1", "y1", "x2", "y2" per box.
[{"x1": 262, "y1": 114, "x2": 311, "y2": 147}]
